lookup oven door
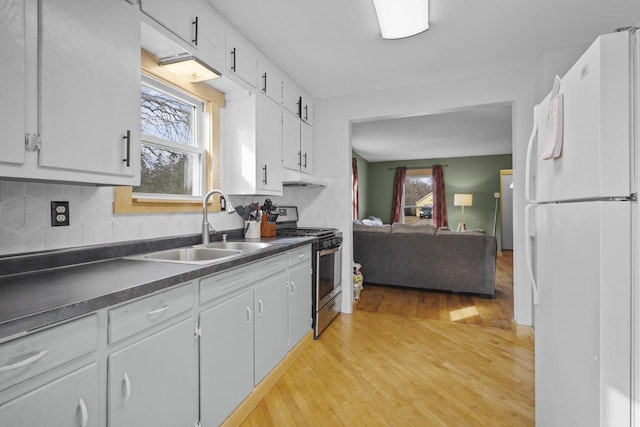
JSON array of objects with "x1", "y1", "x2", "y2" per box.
[{"x1": 316, "y1": 245, "x2": 342, "y2": 310}]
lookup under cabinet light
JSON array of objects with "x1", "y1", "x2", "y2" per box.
[
  {"x1": 158, "y1": 55, "x2": 221, "y2": 82},
  {"x1": 372, "y1": 0, "x2": 429, "y2": 39}
]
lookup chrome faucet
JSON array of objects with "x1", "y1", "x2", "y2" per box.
[{"x1": 202, "y1": 189, "x2": 235, "y2": 245}]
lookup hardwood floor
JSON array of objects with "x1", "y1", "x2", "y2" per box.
[
  {"x1": 356, "y1": 251, "x2": 514, "y2": 329},
  {"x1": 240, "y1": 252, "x2": 534, "y2": 426}
]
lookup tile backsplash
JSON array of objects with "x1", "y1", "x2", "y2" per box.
[{"x1": 0, "y1": 179, "x2": 329, "y2": 256}]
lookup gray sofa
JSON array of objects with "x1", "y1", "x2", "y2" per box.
[{"x1": 353, "y1": 223, "x2": 497, "y2": 297}]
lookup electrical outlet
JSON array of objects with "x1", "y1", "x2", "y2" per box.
[{"x1": 51, "y1": 201, "x2": 70, "y2": 227}]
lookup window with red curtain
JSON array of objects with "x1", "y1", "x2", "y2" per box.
[{"x1": 352, "y1": 157, "x2": 359, "y2": 219}]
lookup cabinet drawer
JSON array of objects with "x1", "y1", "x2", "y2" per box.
[
  {"x1": 200, "y1": 254, "x2": 288, "y2": 305},
  {"x1": 0, "y1": 314, "x2": 98, "y2": 392},
  {"x1": 109, "y1": 283, "x2": 193, "y2": 344},
  {"x1": 289, "y1": 246, "x2": 312, "y2": 267}
]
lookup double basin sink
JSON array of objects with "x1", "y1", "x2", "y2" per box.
[{"x1": 125, "y1": 241, "x2": 273, "y2": 265}]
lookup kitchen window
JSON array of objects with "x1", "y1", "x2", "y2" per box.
[
  {"x1": 137, "y1": 76, "x2": 205, "y2": 198},
  {"x1": 114, "y1": 50, "x2": 224, "y2": 214},
  {"x1": 403, "y1": 168, "x2": 433, "y2": 225}
]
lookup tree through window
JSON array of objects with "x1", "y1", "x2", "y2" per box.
[{"x1": 135, "y1": 76, "x2": 205, "y2": 197}]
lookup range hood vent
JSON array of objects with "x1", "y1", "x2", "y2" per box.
[{"x1": 282, "y1": 169, "x2": 327, "y2": 187}]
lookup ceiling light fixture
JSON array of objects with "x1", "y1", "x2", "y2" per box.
[
  {"x1": 158, "y1": 54, "x2": 221, "y2": 82},
  {"x1": 372, "y1": 0, "x2": 429, "y2": 39}
]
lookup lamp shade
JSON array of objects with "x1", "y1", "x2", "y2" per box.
[
  {"x1": 454, "y1": 194, "x2": 473, "y2": 207},
  {"x1": 372, "y1": 0, "x2": 429, "y2": 39}
]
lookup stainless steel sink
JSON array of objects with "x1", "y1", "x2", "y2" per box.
[
  {"x1": 202, "y1": 241, "x2": 273, "y2": 251},
  {"x1": 126, "y1": 247, "x2": 242, "y2": 265}
]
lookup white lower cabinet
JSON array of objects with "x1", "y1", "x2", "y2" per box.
[
  {"x1": 0, "y1": 363, "x2": 99, "y2": 427},
  {"x1": 288, "y1": 260, "x2": 313, "y2": 348},
  {"x1": 200, "y1": 288, "x2": 255, "y2": 427},
  {"x1": 254, "y1": 272, "x2": 289, "y2": 384},
  {"x1": 107, "y1": 318, "x2": 197, "y2": 427}
]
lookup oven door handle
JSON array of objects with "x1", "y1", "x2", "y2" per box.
[{"x1": 318, "y1": 246, "x2": 340, "y2": 256}]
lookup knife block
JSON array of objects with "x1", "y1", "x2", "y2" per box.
[{"x1": 261, "y1": 216, "x2": 276, "y2": 237}]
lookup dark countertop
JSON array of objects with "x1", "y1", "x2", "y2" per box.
[{"x1": 0, "y1": 235, "x2": 315, "y2": 342}]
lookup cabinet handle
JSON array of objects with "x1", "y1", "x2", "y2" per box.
[
  {"x1": 291, "y1": 281, "x2": 296, "y2": 295},
  {"x1": 304, "y1": 104, "x2": 308, "y2": 121},
  {"x1": 147, "y1": 304, "x2": 170, "y2": 317},
  {"x1": 231, "y1": 47, "x2": 237, "y2": 71},
  {"x1": 262, "y1": 164, "x2": 268, "y2": 185},
  {"x1": 122, "y1": 130, "x2": 131, "y2": 167},
  {"x1": 303, "y1": 152, "x2": 308, "y2": 169},
  {"x1": 192, "y1": 16, "x2": 199, "y2": 45},
  {"x1": 0, "y1": 349, "x2": 48, "y2": 372},
  {"x1": 246, "y1": 307, "x2": 252, "y2": 324},
  {"x1": 78, "y1": 398, "x2": 88, "y2": 427},
  {"x1": 262, "y1": 72, "x2": 268, "y2": 93},
  {"x1": 297, "y1": 96, "x2": 302, "y2": 118},
  {"x1": 258, "y1": 299, "x2": 264, "y2": 316},
  {"x1": 123, "y1": 373, "x2": 132, "y2": 404}
]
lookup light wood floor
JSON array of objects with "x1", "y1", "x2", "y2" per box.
[{"x1": 241, "y1": 252, "x2": 534, "y2": 426}]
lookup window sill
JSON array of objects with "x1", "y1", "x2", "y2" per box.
[{"x1": 114, "y1": 187, "x2": 220, "y2": 214}]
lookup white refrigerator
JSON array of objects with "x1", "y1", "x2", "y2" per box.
[{"x1": 525, "y1": 29, "x2": 638, "y2": 426}]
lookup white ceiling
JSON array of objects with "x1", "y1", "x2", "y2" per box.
[{"x1": 205, "y1": 0, "x2": 640, "y2": 161}]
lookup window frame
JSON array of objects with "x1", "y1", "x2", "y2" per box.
[
  {"x1": 114, "y1": 50, "x2": 225, "y2": 214},
  {"x1": 137, "y1": 74, "x2": 206, "y2": 200},
  {"x1": 402, "y1": 168, "x2": 433, "y2": 224}
]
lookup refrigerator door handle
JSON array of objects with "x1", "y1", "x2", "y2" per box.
[
  {"x1": 525, "y1": 106, "x2": 538, "y2": 204},
  {"x1": 524, "y1": 204, "x2": 539, "y2": 304}
]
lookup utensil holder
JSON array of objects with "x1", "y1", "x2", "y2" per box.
[
  {"x1": 245, "y1": 221, "x2": 260, "y2": 239},
  {"x1": 260, "y1": 216, "x2": 276, "y2": 237}
]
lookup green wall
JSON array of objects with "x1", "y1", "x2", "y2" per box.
[{"x1": 354, "y1": 154, "x2": 512, "y2": 247}]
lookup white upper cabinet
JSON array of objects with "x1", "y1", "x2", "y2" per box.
[
  {"x1": 0, "y1": 0, "x2": 26, "y2": 167},
  {"x1": 140, "y1": 0, "x2": 196, "y2": 48},
  {"x1": 226, "y1": 28, "x2": 258, "y2": 88},
  {"x1": 0, "y1": 0, "x2": 141, "y2": 185},
  {"x1": 300, "y1": 91, "x2": 314, "y2": 125},
  {"x1": 300, "y1": 121, "x2": 313, "y2": 174},
  {"x1": 193, "y1": 0, "x2": 226, "y2": 72},
  {"x1": 283, "y1": 111, "x2": 313, "y2": 175},
  {"x1": 258, "y1": 56, "x2": 283, "y2": 104},
  {"x1": 282, "y1": 74, "x2": 301, "y2": 117},
  {"x1": 222, "y1": 92, "x2": 282, "y2": 195},
  {"x1": 38, "y1": 0, "x2": 140, "y2": 182}
]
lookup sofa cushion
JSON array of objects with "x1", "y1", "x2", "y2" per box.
[
  {"x1": 391, "y1": 223, "x2": 436, "y2": 235},
  {"x1": 353, "y1": 223, "x2": 391, "y2": 233}
]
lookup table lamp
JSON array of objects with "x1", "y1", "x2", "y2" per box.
[{"x1": 454, "y1": 193, "x2": 473, "y2": 232}]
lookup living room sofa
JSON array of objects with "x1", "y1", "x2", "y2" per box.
[{"x1": 352, "y1": 223, "x2": 497, "y2": 297}]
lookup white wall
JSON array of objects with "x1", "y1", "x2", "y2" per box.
[
  {"x1": 314, "y1": 38, "x2": 624, "y2": 325},
  {"x1": 314, "y1": 68, "x2": 536, "y2": 323}
]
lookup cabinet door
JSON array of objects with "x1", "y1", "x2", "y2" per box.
[
  {"x1": 200, "y1": 289, "x2": 254, "y2": 426},
  {"x1": 257, "y1": 96, "x2": 283, "y2": 193},
  {"x1": 300, "y1": 122, "x2": 313, "y2": 174},
  {"x1": 254, "y1": 272, "x2": 289, "y2": 384},
  {"x1": 0, "y1": 363, "x2": 99, "y2": 427},
  {"x1": 39, "y1": 0, "x2": 140, "y2": 184},
  {"x1": 108, "y1": 318, "x2": 197, "y2": 427},
  {"x1": 0, "y1": 0, "x2": 26, "y2": 166},
  {"x1": 282, "y1": 75, "x2": 301, "y2": 116},
  {"x1": 301, "y1": 94, "x2": 314, "y2": 125},
  {"x1": 258, "y1": 58, "x2": 283, "y2": 104},
  {"x1": 289, "y1": 261, "x2": 312, "y2": 349},
  {"x1": 226, "y1": 30, "x2": 258, "y2": 88},
  {"x1": 282, "y1": 110, "x2": 301, "y2": 171},
  {"x1": 194, "y1": 1, "x2": 225, "y2": 71},
  {"x1": 140, "y1": 0, "x2": 195, "y2": 46}
]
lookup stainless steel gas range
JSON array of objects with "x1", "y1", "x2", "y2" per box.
[{"x1": 276, "y1": 206, "x2": 342, "y2": 338}]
